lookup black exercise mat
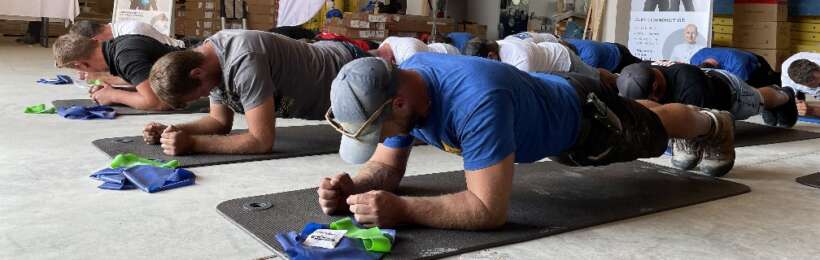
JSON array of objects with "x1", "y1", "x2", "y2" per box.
[
  {"x1": 735, "y1": 121, "x2": 820, "y2": 147},
  {"x1": 92, "y1": 125, "x2": 341, "y2": 167},
  {"x1": 217, "y1": 161, "x2": 750, "y2": 259},
  {"x1": 52, "y1": 98, "x2": 209, "y2": 115},
  {"x1": 796, "y1": 173, "x2": 820, "y2": 189}
]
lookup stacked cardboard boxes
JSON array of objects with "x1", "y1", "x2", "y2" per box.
[
  {"x1": 184, "y1": 0, "x2": 223, "y2": 37},
  {"x1": 733, "y1": 0, "x2": 791, "y2": 71},
  {"x1": 326, "y1": 12, "x2": 390, "y2": 40},
  {"x1": 386, "y1": 14, "x2": 456, "y2": 39},
  {"x1": 791, "y1": 17, "x2": 820, "y2": 53},
  {"x1": 712, "y1": 16, "x2": 733, "y2": 47},
  {"x1": 245, "y1": 0, "x2": 277, "y2": 31}
]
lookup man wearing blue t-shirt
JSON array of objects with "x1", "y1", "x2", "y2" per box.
[
  {"x1": 566, "y1": 39, "x2": 643, "y2": 73},
  {"x1": 316, "y1": 54, "x2": 736, "y2": 230},
  {"x1": 690, "y1": 47, "x2": 781, "y2": 88}
]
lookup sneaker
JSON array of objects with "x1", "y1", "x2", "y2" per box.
[
  {"x1": 698, "y1": 110, "x2": 736, "y2": 177},
  {"x1": 776, "y1": 87, "x2": 798, "y2": 128},
  {"x1": 671, "y1": 138, "x2": 702, "y2": 170},
  {"x1": 760, "y1": 109, "x2": 779, "y2": 126}
]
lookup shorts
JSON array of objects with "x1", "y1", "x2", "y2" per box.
[
  {"x1": 707, "y1": 69, "x2": 763, "y2": 120},
  {"x1": 568, "y1": 51, "x2": 601, "y2": 82},
  {"x1": 550, "y1": 72, "x2": 669, "y2": 167},
  {"x1": 338, "y1": 41, "x2": 373, "y2": 59}
]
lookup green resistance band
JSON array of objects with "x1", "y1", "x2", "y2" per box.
[
  {"x1": 110, "y1": 153, "x2": 179, "y2": 169},
  {"x1": 330, "y1": 217, "x2": 393, "y2": 253},
  {"x1": 24, "y1": 104, "x2": 55, "y2": 114}
]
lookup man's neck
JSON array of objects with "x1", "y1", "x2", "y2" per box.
[{"x1": 196, "y1": 43, "x2": 223, "y2": 89}]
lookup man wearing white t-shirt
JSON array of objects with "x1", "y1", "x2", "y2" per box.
[
  {"x1": 375, "y1": 36, "x2": 431, "y2": 65},
  {"x1": 70, "y1": 20, "x2": 185, "y2": 48},
  {"x1": 488, "y1": 39, "x2": 600, "y2": 81},
  {"x1": 781, "y1": 52, "x2": 820, "y2": 118},
  {"x1": 503, "y1": 31, "x2": 560, "y2": 44},
  {"x1": 427, "y1": 42, "x2": 461, "y2": 55},
  {"x1": 669, "y1": 24, "x2": 704, "y2": 63}
]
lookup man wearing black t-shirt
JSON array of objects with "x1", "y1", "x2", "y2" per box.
[
  {"x1": 616, "y1": 61, "x2": 796, "y2": 171},
  {"x1": 53, "y1": 33, "x2": 182, "y2": 110}
]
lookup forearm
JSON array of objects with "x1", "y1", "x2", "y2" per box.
[
  {"x1": 351, "y1": 161, "x2": 405, "y2": 193},
  {"x1": 402, "y1": 191, "x2": 506, "y2": 230},
  {"x1": 108, "y1": 89, "x2": 170, "y2": 111},
  {"x1": 175, "y1": 115, "x2": 232, "y2": 135},
  {"x1": 808, "y1": 103, "x2": 820, "y2": 118},
  {"x1": 190, "y1": 132, "x2": 273, "y2": 154}
]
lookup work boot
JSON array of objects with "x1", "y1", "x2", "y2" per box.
[
  {"x1": 698, "y1": 110, "x2": 736, "y2": 177},
  {"x1": 776, "y1": 87, "x2": 798, "y2": 128},
  {"x1": 671, "y1": 138, "x2": 702, "y2": 170},
  {"x1": 760, "y1": 108, "x2": 779, "y2": 126}
]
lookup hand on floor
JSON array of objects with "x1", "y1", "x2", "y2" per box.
[
  {"x1": 347, "y1": 190, "x2": 406, "y2": 228},
  {"x1": 143, "y1": 122, "x2": 168, "y2": 144},
  {"x1": 160, "y1": 125, "x2": 193, "y2": 155},
  {"x1": 318, "y1": 173, "x2": 355, "y2": 215},
  {"x1": 89, "y1": 83, "x2": 117, "y2": 105},
  {"x1": 797, "y1": 100, "x2": 809, "y2": 116}
]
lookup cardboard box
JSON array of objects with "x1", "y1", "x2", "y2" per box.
[
  {"x1": 733, "y1": 2, "x2": 788, "y2": 23},
  {"x1": 733, "y1": 22, "x2": 791, "y2": 49},
  {"x1": 713, "y1": 16, "x2": 733, "y2": 26},
  {"x1": 743, "y1": 48, "x2": 792, "y2": 72},
  {"x1": 713, "y1": 25, "x2": 733, "y2": 34},
  {"x1": 244, "y1": 0, "x2": 276, "y2": 6},
  {"x1": 326, "y1": 25, "x2": 388, "y2": 40},
  {"x1": 793, "y1": 41, "x2": 820, "y2": 52},
  {"x1": 793, "y1": 23, "x2": 820, "y2": 33},
  {"x1": 386, "y1": 14, "x2": 456, "y2": 34},
  {"x1": 793, "y1": 31, "x2": 820, "y2": 42},
  {"x1": 187, "y1": 9, "x2": 218, "y2": 19},
  {"x1": 247, "y1": 14, "x2": 276, "y2": 24},
  {"x1": 245, "y1": 4, "x2": 277, "y2": 15},
  {"x1": 0, "y1": 20, "x2": 28, "y2": 36},
  {"x1": 713, "y1": 33, "x2": 733, "y2": 47},
  {"x1": 460, "y1": 23, "x2": 487, "y2": 39},
  {"x1": 189, "y1": 0, "x2": 220, "y2": 10}
]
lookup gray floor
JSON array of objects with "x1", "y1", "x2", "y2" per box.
[{"x1": 1, "y1": 37, "x2": 819, "y2": 260}]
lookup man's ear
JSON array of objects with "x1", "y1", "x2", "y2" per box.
[{"x1": 189, "y1": 67, "x2": 204, "y2": 80}]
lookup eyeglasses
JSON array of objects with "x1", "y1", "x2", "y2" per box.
[{"x1": 325, "y1": 99, "x2": 393, "y2": 140}]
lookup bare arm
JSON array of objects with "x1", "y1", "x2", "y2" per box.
[
  {"x1": 187, "y1": 97, "x2": 277, "y2": 154},
  {"x1": 346, "y1": 154, "x2": 515, "y2": 229},
  {"x1": 401, "y1": 154, "x2": 514, "y2": 230},
  {"x1": 350, "y1": 143, "x2": 412, "y2": 193},
  {"x1": 92, "y1": 81, "x2": 171, "y2": 111}
]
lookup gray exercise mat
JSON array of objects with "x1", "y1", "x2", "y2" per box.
[
  {"x1": 52, "y1": 98, "x2": 210, "y2": 115},
  {"x1": 216, "y1": 161, "x2": 750, "y2": 259},
  {"x1": 92, "y1": 125, "x2": 341, "y2": 167},
  {"x1": 796, "y1": 173, "x2": 820, "y2": 189},
  {"x1": 735, "y1": 121, "x2": 820, "y2": 147}
]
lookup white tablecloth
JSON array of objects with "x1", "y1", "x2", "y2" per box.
[{"x1": 0, "y1": 0, "x2": 80, "y2": 22}]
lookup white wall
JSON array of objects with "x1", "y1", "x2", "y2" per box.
[
  {"x1": 466, "y1": 0, "x2": 501, "y2": 40},
  {"x1": 600, "y1": 0, "x2": 630, "y2": 44}
]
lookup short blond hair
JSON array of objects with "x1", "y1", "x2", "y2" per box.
[
  {"x1": 150, "y1": 51, "x2": 205, "y2": 109},
  {"x1": 53, "y1": 33, "x2": 98, "y2": 69}
]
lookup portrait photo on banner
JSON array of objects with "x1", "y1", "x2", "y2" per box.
[{"x1": 627, "y1": 0, "x2": 713, "y2": 62}]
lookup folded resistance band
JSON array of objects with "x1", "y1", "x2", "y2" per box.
[{"x1": 217, "y1": 160, "x2": 750, "y2": 259}]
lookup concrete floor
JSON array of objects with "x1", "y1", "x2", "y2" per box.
[{"x1": 1, "y1": 37, "x2": 819, "y2": 259}]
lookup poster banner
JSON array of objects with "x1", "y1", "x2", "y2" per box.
[
  {"x1": 112, "y1": 0, "x2": 175, "y2": 35},
  {"x1": 628, "y1": 0, "x2": 713, "y2": 62}
]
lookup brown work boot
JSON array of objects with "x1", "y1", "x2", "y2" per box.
[{"x1": 697, "y1": 110, "x2": 736, "y2": 177}]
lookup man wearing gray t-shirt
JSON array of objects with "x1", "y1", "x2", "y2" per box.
[{"x1": 141, "y1": 30, "x2": 365, "y2": 155}]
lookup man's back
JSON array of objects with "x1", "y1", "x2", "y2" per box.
[
  {"x1": 566, "y1": 39, "x2": 621, "y2": 72},
  {"x1": 689, "y1": 47, "x2": 759, "y2": 81},
  {"x1": 102, "y1": 35, "x2": 182, "y2": 85},
  {"x1": 401, "y1": 53, "x2": 581, "y2": 170},
  {"x1": 206, "y1": 30, "x2": 353, "y2": 119},
  {"x1": 111, "y1": 20, "x2": 185, "y2": 48}
]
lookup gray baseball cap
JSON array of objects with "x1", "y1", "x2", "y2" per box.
[
  {"x1": 617, "y1": 63, "x2": 654, "y2": 99},
  {"x1": 327, "y1": 57, "x2": 400, "y2": 164}
]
